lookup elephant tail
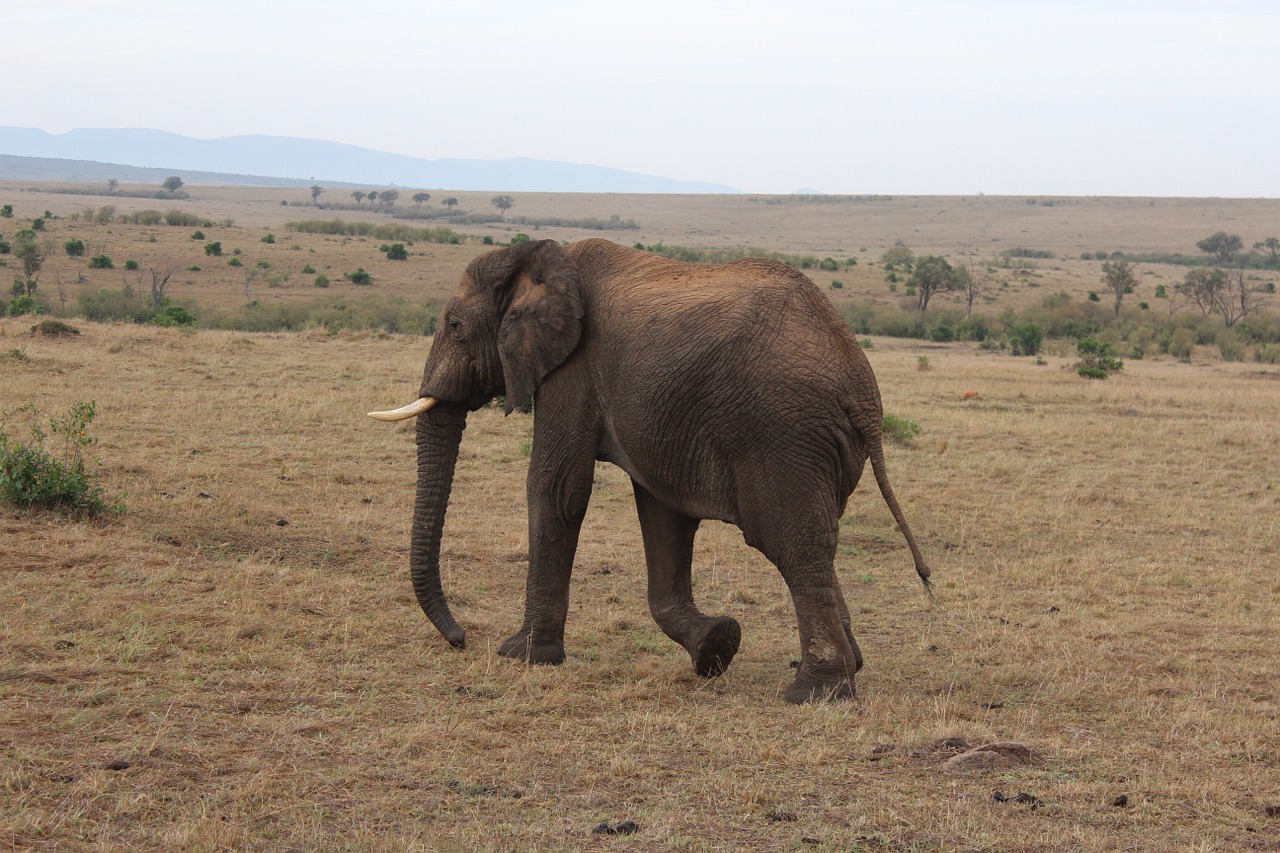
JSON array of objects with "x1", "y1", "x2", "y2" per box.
[{"x1": 865, "y1": 428, "x2": 933, "y2": 595}]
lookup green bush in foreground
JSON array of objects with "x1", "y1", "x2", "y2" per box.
[
  {"x1": 882, "y1": 414, "x2": 922, "y2": 445},
  {"x1": 0, "y1": 401, "x2": 117, "y2": 514}
]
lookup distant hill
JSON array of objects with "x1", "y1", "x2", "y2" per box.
[{"x1": 0, "y1": 127, "x2": 739, "y2": 194}]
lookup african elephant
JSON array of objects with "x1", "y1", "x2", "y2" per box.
[{"x1": 370, "y1": 238, "x2": 930, "y2": 703}]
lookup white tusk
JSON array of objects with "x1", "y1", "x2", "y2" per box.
[{"x1": 367, "y1": 396, "x2": 439, "y2": 422}]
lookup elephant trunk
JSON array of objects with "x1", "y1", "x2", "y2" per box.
[{"x1": 410, "y1": 401, "x2": 469, "y2": 648}]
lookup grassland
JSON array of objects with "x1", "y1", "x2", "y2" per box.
[{"x1": 2, "y1": 184, "x2": 1279, "y2": 851}]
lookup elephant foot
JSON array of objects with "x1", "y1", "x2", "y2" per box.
[
  {"x1": 497, "y1": 630, "x2": 566, "y2": 665},
  {"x1": 690, "y1": 616, "x2": 742, "y2": 678},
  {"x1": 783, "y1": 674, "x2": 856, "y2": 705}
]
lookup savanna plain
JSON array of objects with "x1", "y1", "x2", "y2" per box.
[{"x1": 2, "y1": 184, "x2": 1279, "y2": 851}]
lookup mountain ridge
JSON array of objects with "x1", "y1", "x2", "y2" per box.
[{"x1": 0, "y1": 126, "x2": 740, "y2": 194}]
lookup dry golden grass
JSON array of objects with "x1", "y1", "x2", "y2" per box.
[
  {"x1": 2, "y1": 317, "x2": 1277, "y2": 851},
  {"x1": 2, "y1": 186, "x2": 1279, "y2": 850}
]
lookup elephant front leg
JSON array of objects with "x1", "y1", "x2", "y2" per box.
[
  {"x1": 497, "y1": 457, "x2": 594, "y2": 666},
  {"x1": 633, "y1": 484, "x2": 741, "y2": 678}
]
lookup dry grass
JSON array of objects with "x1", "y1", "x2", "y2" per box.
[{"x1": 2, "y1": 187, "x2": 1279, "y2": 851}]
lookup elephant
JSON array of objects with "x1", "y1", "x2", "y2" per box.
[{"x1": 369, "y1": 238, "x2": 930, "y2": 703}]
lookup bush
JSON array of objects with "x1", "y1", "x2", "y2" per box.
[
  {"x1": 262, "y1": 233, "x2": 276, "y2": 244},
  {"x1": 819, "y1": 257, "x2": 839, "y2": 271},
  {"x1": 77, "y1": 286, "x2": 158, "y2": 323},
  {"x1": 124, "y1": 259, "x2": 139, "y2": 270},
  {"x1": 1075, "y1": 337, "x2": 1123, "y2": 379},
  {"x1": 1168, "y1": 327, "x2": 1196, "y2": 362},
  {"x1": 149, "y1": 305, "x2": 197, "y2": 327},
  {"x1": 1008, "y1": 322, "x2": 1043, "y2": 356},
  {"x1": 64, "y1": 239, "x2": 86, "y2": 257},
  {"x1": 382, "y1": 243, "x2": 408, "y2": 260},
  {"x1": 0, "y1": 240, "x2": 10, "y2": 254},
  {"x1": 88, "y1": 254, "x2": 113, "y2": 269},
  {"x1": 228, "y1": 257, "x2": 243, "y2": 267},
  {"x1": 191, "y1": 230, "x2": 205, "y2": 240},
  {"x1": 0, "y1": 401, "x2": 116, "y2": 514},
  {"x1": 204, "y1": 242, "x2": 223, "y2": 257},
  {"x1": 346, "y1": 268, "x2": 372, "y2": 286},
  {"x1": 882, "y1": 414, "x2": 922, "y2": 446},
  {"x1": 314, "y1": 275, "x2": 330, "y2": 288},
  {"x1": 7, "y1": 295, "x2": 44, "y2": 317},
  {"x1": 302, "y1": 265, "x2": 316, "y2": 274}
]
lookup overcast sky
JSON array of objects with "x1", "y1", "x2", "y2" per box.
[{"x1": 5, "y1": 0, "x2": 1278, "y2": 195}]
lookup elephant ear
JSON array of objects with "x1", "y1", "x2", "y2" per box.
[{"x1": 497, "y1": 240, "x2": 584, "y2": 414}]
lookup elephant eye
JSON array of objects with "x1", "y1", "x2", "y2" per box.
[{"x1": 448, "y1": 316, "x2": 463, "y2": 339}]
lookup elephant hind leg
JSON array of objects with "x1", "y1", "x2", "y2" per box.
[
  {"x1": 741, "y1": 501, "x2": 860, "y2": 704},
  {"x1": 632, "y1": 483, "x2": 741, "y2": 678}
]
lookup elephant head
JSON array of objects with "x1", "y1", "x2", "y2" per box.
[{"x1": 368, "y1": 240, "x2": 585, "y2": 649}]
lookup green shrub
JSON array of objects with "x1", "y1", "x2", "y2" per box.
[
  {"x1": 882, "y1": 414, "x2": 922, "y2": 445},
  {"x1": 0, "y1": 401, "x2": 116, "y2": 514},
  {"x1": 124, "y1": 259, "x2": 139, "y2": 270},
  {"x1": 510, "y1": 233, "x2": 531, "y2": 245},
  {"x1": 149, "y1": 305, "x2": 197, "y2": 327},
  {"x1": 1256, "y1": 344, "x2": 1280, "y2": 364},
  {"x1": 1168, "y1": 327, "x2": 1196, "y2": 362},
  {"x1": 77, "y1": 286, "x2": 158, "y2": 323},
  {"x1": 262, "y1": 233, "x2": 276, "y2": 244},
  {"x1": 819, "y1": 257, "x2": 839, "y2": 271},
  {"x1": 204, "y1": 242, "x2": 223, "y2": 257},
  {"x1": 1075, "y1": 336, "x2": 1123, "y2": 379},
  {"x1": 346, "y1": 268, "x2": 372, "y2": 286},
  {"x1": 191, "y1": 230, "x2": 205, "y2": 240},
  {"x1": 830, "y1": 280, "x2": 843, "y2": 290},
  {"x1": 0, "y1": 240, "x2": 10, "y2": 254},
  {"x1": 1219, "y1": 336, "x2": 1246, "y2": 362},
  {"x1": 88, "y1": 254, "x2": 113, "y2": 269},
  {"x1": 1008, "y1": 322, "x2": 1043, "y2": 356},
  {"x1": 64, "y1": 239, "x2": 86, "y2": 257},
  {"x1": 314, "y1": 275, "x2": 330, "y2": 288},
  {"x1": 228, "y1": 257, "x2": 243, "y2": 267},
  {"x1": 302, "y1": 264, "x2": 316, "y2": 274},
  {"x1": 382, "y1": 243, "x2": 408, "y2": 260},
  {"x1": 6, "y1": 295, "x2": 44, "y2": 317}
]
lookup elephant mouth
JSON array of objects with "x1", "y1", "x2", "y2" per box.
[{"x1": 367, "y1": 396, "x2": 439, "y2": 422}]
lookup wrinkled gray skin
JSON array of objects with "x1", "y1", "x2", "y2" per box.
[{"x1": 403, "y1": 238, "x2": 930, "y2": 703}]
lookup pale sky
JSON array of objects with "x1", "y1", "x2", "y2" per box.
[{"x1": 5, "y1": 0, "x2": 1278, "y2": 195}]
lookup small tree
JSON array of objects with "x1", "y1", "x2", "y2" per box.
[
  {"x1": 162, "y1": 176, "x2": 185, "y2": 194},
  {"x1": 351, "y1": 190, "x2": 366, "y2": 205},
  {"x1": 310, "y1": 185, "x2": 324, "y2": 205},
  {"x1": 107, "y1": 178, "x2": 118, "y2": 195},
  {"x1": 1254, "y1": 237, "x2": 1279, "y2": 267},
  {"x1": 907, "y1": 254, "x2": 955, "y2": 312},
  {"x1": 413, "y1": 192, "x2": 430, "y2": 209},
  {"x1": 959, "y1": 258, "x2": 991, "y2": 317},
  {"x1": 491, "y1": 195, "x2": 514, "y2": 219},
  {"x1": 442, "y1": 197, "x2": 458, "y2": 210},
  {"x1": 13, "y1": 229, "x2": 43, "y2": 293},
  {"x1": 1196, "y1": 231, "x2": 1242, "y2": 264},
  {"x1": 367, "y1": 191, "x2": 379, "y2": 205},
  {"x1": 1, "y1": 204, "x2": 13, "y2": 218},
  {"x1": 379, "y1": 189, "x2": 399, "y2": 208},
  {"x1": 1217, "y1": 268, "x2": 1258, "y2": 327},
  {"x1": 1179, "y1": 267, "x2": 1225, "y2": 318},
  {"x1": 1101, "y1": 259, "x2": 1137, "y2": 316}
]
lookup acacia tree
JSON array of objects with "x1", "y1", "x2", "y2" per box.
[
  {"x1": 413, "y1": 192, "x2": 431, "y2": 210},
  {"x1": 351, "y1": 190, "x2": 366, "y2": 205},
  {"x1": 367, "y1": 191, "x2": 378, "y2": 205},
  {"x1": 310, "y1": 185, "x2": 323, "y2": 205},
  {"x1": 1196, "y1": 231, "x2": 1242, "y2": 264},
  {"x1": 908, "y1": 254, "x2": 955, "y2": 312},
  {"x1": 441, "y1": 197, "x2": 458, "y2": 210},
  {"x1": 1101, "y1": 259, "x2": 1138, "y2": 316},
  {"x1": 379, "y1": 189, "x2": 399, "y2": 208},
  {"x1": 1179, "y1": 267, "x2": 1226, "y2": 318},
  {"x1": 162, "y1": 176, "x2": 184, "y2": 194},
  {"x1": 1254, "y1": 237, "x2": 1279, "y2": 267},
  {"x1": 106, "y1": 178, "x2": 118, "y2": 194},
  {"x1": 491, "y1": 195, "x2": 514, "y2": 219}
]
